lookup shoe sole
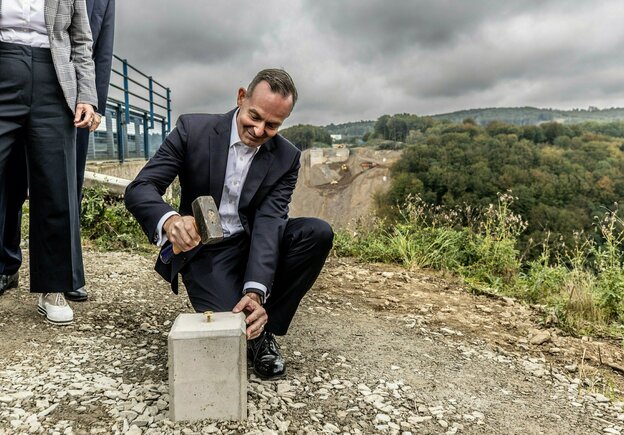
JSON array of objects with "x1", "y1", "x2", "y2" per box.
[
  {"x1": 252, "y1": 368, "x2": 287, "y2": 380},
  {"x1": 37, "y1": 305, "x2": 74, "y2": 326},
  {"x1": 64, "y1": 295, "x2": 88, "y2": 302}
]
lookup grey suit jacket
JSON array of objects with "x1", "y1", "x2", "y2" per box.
[{"x1": 43, "y1": 0, "x2": 98, "y2": 113}]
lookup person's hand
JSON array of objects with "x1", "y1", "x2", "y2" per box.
[
  {"x1": 89, "y1": 113, "x2": 102, "y2": 132},
  {"x1": 233, "y1": 293, "x2": 267, "y2": 340},
  {"x1": 74, "y1": 103, "x2": 95, "y2": 129},
  {"x1": 163, "y1": 215, "x2": 201, "y2": 253}
]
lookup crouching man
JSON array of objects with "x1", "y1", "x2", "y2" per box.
[{"x1": 125, "y1": 69, "x2": 333, "y2": 379}]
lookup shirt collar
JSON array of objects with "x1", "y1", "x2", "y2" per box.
[
  {"x1": 229, "y1": 109, "x2": 242, "y2": 147},
  {"x1": 230, "y1": 109, "x2": 262, "y2": 152}
]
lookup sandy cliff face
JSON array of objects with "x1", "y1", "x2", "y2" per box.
[{"x1": 290, "y1": 147, "x2": 403, "y2": 229}]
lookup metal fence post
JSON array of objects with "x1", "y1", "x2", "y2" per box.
[
  {"x1": 122, "y1": 59, "x2": 130, "y2": 125},
  {"x1": 115, "y1": 103, "x2": 125, "y2": 163},
  {"x1": 149, "y1": 76, "x2": 154, "y2": 129},
  {"x1": 143, "y1": 114, "x2": 150, "y2": 160},
  {"x1": 166, "y1": 88, "x2": 171, "y2": 133}
]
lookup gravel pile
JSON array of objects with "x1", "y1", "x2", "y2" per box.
[{"x1": 0, "y1": 251, "x2": 622, "y2": 434}]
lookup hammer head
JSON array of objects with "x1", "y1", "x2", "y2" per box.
[{"x1": 191, "y1": 196, "x2": 224, "y2": 245}]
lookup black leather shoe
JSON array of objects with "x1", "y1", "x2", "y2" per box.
[
  {"x1": 248, "y1": 332, "x2": 286, "y2": 380},
  {"x1": 0, "y1": 272, "x2": 18, "y2": 295},
  {"x1": 64, "y1": 286, "x2": 88, "y2": 302}
]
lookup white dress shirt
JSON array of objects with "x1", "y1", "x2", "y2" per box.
[
  {"x1": 0, "y1": 0, "x2": 50, "y2": 48},
  {"x1": 219, "y1": 114, "x2": 260, "y2": 236},
  {"x1": 156, "y1": 110, "x2": 268, "y2": 299}
]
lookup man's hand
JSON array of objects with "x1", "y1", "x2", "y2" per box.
[
  {"x1": 74, "y1": 103, "x2": 95, "y2": 129},
  {"x1": 163, "y1": 215, "x2": 201, "y2": 253},
  {"x1": 233, "y1": 294, "x2": 267, "y2": 340}
]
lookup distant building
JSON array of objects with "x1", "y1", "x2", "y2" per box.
[{"x1": 330, "y1": 134, "x2": 343, "y2": 142}]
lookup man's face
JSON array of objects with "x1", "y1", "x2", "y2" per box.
[{"x1": 236, "y1": 81, "x2": 293, "y2": 148}]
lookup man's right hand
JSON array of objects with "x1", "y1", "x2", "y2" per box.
[{"x1": 163, "y1": 215, "x2": 201, "y2": 253}]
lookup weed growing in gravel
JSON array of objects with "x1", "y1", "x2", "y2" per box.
[
  {"x1": 520, "y1": 236, "x2": 568, "y2": 304},
  {"x1": 462, "y1": 192, "x2": 525, "y2": 289},
  {"x1": 81, "y1": 186, "x2": 154, "y2": 252},
  {"x1": 335, "y1": 193, "x2": 523, "y2": 289},
  {"x1": 333, "y1": 217, "x2": 399, "y2": 263},
  {"x1": 593, "y1": 209, "x2": 624, "y2": 323}
]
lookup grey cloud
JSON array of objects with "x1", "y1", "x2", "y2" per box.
[
  {"x1": 367, "y1": 1, "x2": 624, "y2": 102},
  {"x1": 302, "y1": 0, "x2": 560, "y2": 61},
  {"x1": 113, "y1": 0, "x2": 624, "y2": 126},
  {"x1": 115, "y1": 1, "x2": 287, "y2": 69}
]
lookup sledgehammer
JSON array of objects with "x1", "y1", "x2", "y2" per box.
[{"x1": 160, "y1": 196, "x2": 223, "y2": 264}]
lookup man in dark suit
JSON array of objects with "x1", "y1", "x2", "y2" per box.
[
  {"x1": 67, "y1": 0, "x2": 115, "y2": 302},
  {"x1": 0, "y1": 0, "x2": 115, "y2": 304},
  {"x1": 125, "y1": 69, "x2": 333, "y2": 379}
]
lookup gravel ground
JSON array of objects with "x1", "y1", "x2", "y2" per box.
[{"x1": 1, "y1": 249, "x2": 623, "y2": 434}]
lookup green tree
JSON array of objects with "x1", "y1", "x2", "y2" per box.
[{"x1": 280, "y1": 124, "x2": 332, "y2": 150}]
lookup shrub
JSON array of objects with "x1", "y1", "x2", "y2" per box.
[
  {"x1": 592, "y1": 210, "x2": 624, "y2": 322},
  {"x1": 520, "y1": 239, "x2": 568, "y2": 303},
  {"x1": 333, "y1": 192, "x2": 624, "y2": 334},
  {"x1": 81, "y1": 186, "x2": 152, "y2": 251}
]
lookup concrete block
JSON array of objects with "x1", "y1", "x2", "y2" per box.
[{"x1": 168, "y1": 312, "x2": 247, "y2": 421}]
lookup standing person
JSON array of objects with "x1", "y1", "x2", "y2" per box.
[
  {"x1": 0, "y1": 0, "x2": 114, "y2": 304},
  {"x1": 125, "y1": 69, "x2": 333, "y2": 380},
  {"x1": 0, "y1": 0, "x2": 98, "y2": 324},
  {"x1": 67, "y1": 0, "x2": 116, "y2": 302}
]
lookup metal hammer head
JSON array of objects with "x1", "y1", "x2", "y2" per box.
[{"x1": 191, "y1": 196, "x2": 224, "y2": 245}]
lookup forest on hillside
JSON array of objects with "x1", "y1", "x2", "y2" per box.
[
  {"x1": 371, "y1": 114, "x2": 624, "y2": 258},
  {"x1": 280, "y1": 124, "x2": 332, "y2": 150},
  {"x1": 434, "y1": 107, "x2": 624, "y2": 126},
  {"x1": 320, "y1": 107, "x2": 624, "y2": 138}
]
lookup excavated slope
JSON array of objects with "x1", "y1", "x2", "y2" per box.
[{"x1": 290, "y1": 147, "x2": 403, "y2": 228}]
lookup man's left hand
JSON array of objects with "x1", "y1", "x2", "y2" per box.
[{"x1": 233, "y1": 293, "x2": 267, "y2": 340}]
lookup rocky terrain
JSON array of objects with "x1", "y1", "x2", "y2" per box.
[
  {"x1": 290, "y1": 148, "x2": 402, "y2": 227},
  {"x1": 1, "y1": 249, "x2": 623, "y2": 434}
]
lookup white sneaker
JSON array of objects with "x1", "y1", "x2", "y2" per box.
[{"x1": 37, "y1": 293, "x2": 74, "y2": 325}]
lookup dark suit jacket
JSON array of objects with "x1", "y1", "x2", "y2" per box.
[
  {"x1": 86, "y1": 0, "x2": 115, "y2": 115},
  {"x1": 124, "y1": 110, "x2": 302, "y2": 294}
]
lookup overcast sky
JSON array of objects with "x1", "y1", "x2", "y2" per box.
[{"x1": 114, "y1": 0, "x2": 624, "y2": 127}]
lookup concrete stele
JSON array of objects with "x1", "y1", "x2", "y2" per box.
[{"x1": 168, "y1": 312, "x2": 247, "y2": 421}]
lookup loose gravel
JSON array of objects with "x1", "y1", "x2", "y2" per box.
[{"x1": 0, "y1": 250, "x2": 623, "y2": 434}]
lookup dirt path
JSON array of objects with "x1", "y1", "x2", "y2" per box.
[{"x1": 0, "y1": 250, "x2": 623, "y2": 434}]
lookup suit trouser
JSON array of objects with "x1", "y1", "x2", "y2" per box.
[
  {"x1": 0, "y1": 101, "x2": 90, "y2": 276},
  {"x1": 0, "y1": 145, "x2": 26, "y2": 275},
  {"x1": 0, "y1": 41, "x2": 84, "y2": 293},
  {"x1": 181, "y1": 217, "x2": 334, "y2": 335},
  {"x1": 75, "y1": 126, "x2": 90, "y2": 208}
]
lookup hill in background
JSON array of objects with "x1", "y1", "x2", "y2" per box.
[
  {"x1": 322, "y1": 107, "x2": 624, "y2": 137},
  {"x1": 435, "y1": 106, "x2": 624, "y2": 126}
]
